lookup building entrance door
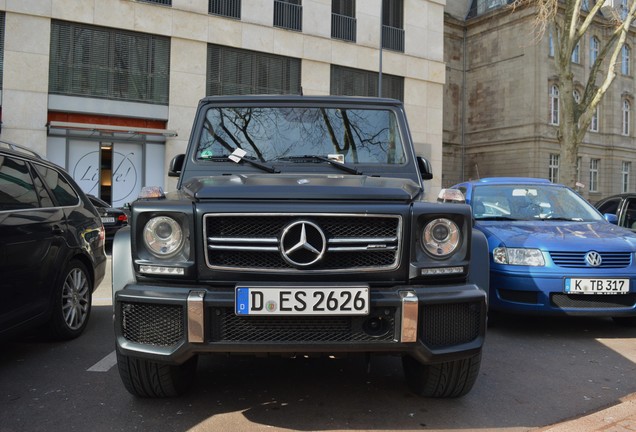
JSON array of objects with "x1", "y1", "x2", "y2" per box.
[{"x1": 68, "y1": 139, "x2": 143, "y2": 207}]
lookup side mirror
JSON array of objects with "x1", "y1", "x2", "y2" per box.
[
  {"x1": 168, "y1": 154, "x2": 185, "y2": 177},
  {"x1": 417, "y1": 156, "x2": 433, "y2": 180},
  {"x1": 604, "y1": 213, "x2": 618, "y2": 225}
]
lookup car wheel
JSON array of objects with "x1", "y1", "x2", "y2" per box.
[
  {"x1": 402, "y1": 352, "x2": 481, "y2": 398},
  {"x1": 116, "y1": 350, "x2": 198, "y2": 398},
  {"x1": 48, "y1": 260, "x2": 92, "y2": 340},
  {"x1": 612, "y1": 316, "x2": 636, "y2": 327}
]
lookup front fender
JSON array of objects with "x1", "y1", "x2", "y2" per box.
[{"x1": 112, "y1": 226, "x2": 136, "y2": 301}]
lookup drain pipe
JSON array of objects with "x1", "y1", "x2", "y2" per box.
[{"x1": 461, "y1": 25, "x2": 467, "y2": 181}]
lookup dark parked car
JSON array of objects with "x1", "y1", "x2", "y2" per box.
[
  {"x1": 595, "y1": 193, "x2": 636, "y2": 231},
  {"x1": 0, "y1": 141, "x2": 107, "y2": 340},
  {"x1": 452, "y1": 177, "x2": 636, "y2": 325},
  {"x1": 87, "y1": 195, "x2": 128, "y2": 242}
]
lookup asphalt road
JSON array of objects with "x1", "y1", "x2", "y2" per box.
[{"x1": 1, "y1": 257, "x2": 635, "y2": 432}]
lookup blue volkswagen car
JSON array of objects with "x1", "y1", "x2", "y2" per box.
[{"x1": 451, "y1": 177, "x2": 636, "y2": 325}]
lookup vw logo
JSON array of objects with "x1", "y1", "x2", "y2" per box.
[
  {"x1": 585, "y1": 251, "x2": 602, "y2": 267},
  {"x1": 280, "y1": 220, "x2": 326, "y2": 267}
]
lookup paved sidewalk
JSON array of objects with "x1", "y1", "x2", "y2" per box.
[{"x1": 538, "y1": 393, "x2": 636, "y2": 431}]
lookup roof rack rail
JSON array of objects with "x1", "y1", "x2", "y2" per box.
[{"x1": 0, "y1": 140, "x2": 43, "y2": 159}]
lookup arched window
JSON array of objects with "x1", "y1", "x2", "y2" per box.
[
  {"x1": 550, "y1": 85, "x2": 560, "y2": 125},
  {"x1": 573, "y1": 90, "x2": 581, "y2": 103},
  {"x1": 622, "y1": 44, "x2": 631, "y2": 75},
  {"x1": 590, "y1": 36, "x2": 599, "y2": 65},
  {"x1": 623, "y1": 99, "x2": 631, "y2": 136}
]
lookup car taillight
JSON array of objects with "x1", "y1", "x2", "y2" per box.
[{"x1": 118, "y1": 214, "x2": 128, "y2": 222}]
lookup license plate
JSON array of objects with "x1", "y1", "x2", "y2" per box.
[
  {"x1": 235, "y1": 286, "x2": 369, "y2": 316},
  {"x1": 564, "y1": 278, "x2": 630, "y2": 294},
  {"x1": 101, "y1": 217, "x2": 115, "y2": 224}
]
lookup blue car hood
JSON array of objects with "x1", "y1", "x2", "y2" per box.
[{"x1": 476, "y1": 220, "x2": 636, "y2": 251}]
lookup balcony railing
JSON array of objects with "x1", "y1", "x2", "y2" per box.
[
  {"x1": 274, "y1": 1, "x2": 302, "y2": 32},
  {"x1": 331, "y1": 13, "x2": 356, "y2": 43},
  {"x1": 209, "y1": 0, "x2": 241, "y2": 19},
  {"x1": 382, "y1": 25, "x2": 404, "y2": 52}
]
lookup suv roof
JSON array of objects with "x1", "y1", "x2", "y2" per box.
[{"x1": 0, "y1": 140, "x2": 43, "y2": 160}]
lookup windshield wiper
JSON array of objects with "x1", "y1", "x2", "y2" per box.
[
  {"x1": 475, "y1": 216, "x2": 518, "y2": 221},
  {"x1": 200, "y1": 149, "x2": 280, "y2": 173},
  {"x1": 275, "y1": 155, "x2": 363, "y2": 175}
]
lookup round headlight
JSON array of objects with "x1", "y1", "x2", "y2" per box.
[
  {"x1": 143, "y1": 216, "x2": 184, "y2": 258},
  {"x1": 422, "y1": 218, "x2": 461, "y2": 257}
]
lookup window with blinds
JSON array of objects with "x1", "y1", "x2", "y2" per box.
[
  {"x1": 209, "y1": 0, "x2": 241, "y2": 19},
  {"x1": 49, "y1": 21, "x2": 170, "y2": 104},
  {"x1": 207, "y1": 44, "x2": 301, "y2": 95},
  {"x1": 330, "y1": 65, "x2": 404, "y2": 101},
  {"x1": 0, "y1": 12, "x2": 4, "y2": 91},
  {"x1": 137, "y1": 0, "x2": 172, "y2": 5}
]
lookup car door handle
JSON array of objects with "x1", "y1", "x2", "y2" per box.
[{"x1": 52, "y1": 225, "x2": 64, "y2": 235}]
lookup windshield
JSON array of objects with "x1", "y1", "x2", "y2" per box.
[
  {"x1": 196, "y1": 106, "x2": 406, "y2": 165},
  {"x1": 471, "y1": 184, "x2": 604, "y2": 222}
]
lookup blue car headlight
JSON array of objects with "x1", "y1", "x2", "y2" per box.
[{"x1": 493, "y1": 247, "x2": 545, "y2": 266}]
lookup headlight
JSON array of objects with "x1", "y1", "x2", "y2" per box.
[
  {"x1": 143, "y1": 216, "x2": 184, "y2": 258},
  {"x1": 422, "y1": 218, "x2": 461, "y2": 257},
  {"x1": 493, "y1": 247, "x2": 545, "y2": 266}
]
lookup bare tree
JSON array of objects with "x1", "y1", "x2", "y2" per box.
[{"x1": 513, "y1": 0, "x2": 636, "y2": 188}]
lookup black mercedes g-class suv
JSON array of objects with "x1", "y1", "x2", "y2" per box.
[{"x1": 112, "y1": 95, "x2": 488, "y2": 398}]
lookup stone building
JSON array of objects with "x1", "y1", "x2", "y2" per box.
[
  {"x1": 444, "y1": 0, "x2": 636, "y2": 202},
  {"x1": 0, "y1": 0, "x2": 446, "y2": 206}
]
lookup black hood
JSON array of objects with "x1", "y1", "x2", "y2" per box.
[{"x1": 181, "y1": 174, "x2": 422, "y2": 201}]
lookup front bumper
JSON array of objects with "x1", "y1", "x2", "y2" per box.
[
  {"x1": 490, "y1": 271, "x2": 636, "y2": 316},
  {"x1": 115, "y1": 283, "x2": 487, "y2": 365}
]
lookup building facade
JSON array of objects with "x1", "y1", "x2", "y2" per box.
[
  {"x1": 444, "y1": 0, "x2": 636, "y2": 202},
  {"x1": 1, "y1": 0, "x2": 446, "y2": 206}
]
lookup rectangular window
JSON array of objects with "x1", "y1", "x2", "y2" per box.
[
  {"x1": 589, "y1": 158, "x2": 599, "y2": 192},
  {"x1": 577, "y1": 157, "x2": 582, "y2": 184},
  {"x1": 207, "y1": 44, "x2": 301, "y2": 95},
  {"x1": 330, "y1": 64, "x2": 404, "y2": 101},
  {"x1": 209, "y1": 0, "x2": 241, "y2": 19},
  {"x1": 274, "y1": 0, "x2": 302, "y2": 32},
  {"x1": 548, "y1": 154, "x2": 559, "y2": 183},
  {"x1": 590, "y1": 106, "x2": 599, "y2": 132},
  {"x1": 382, "y1": 0, "x2": 404, "y2": 52},
  {"x1": 571, "y1": 42, "x2": 580, "y2": 63},
  {"x1": 332, "y1": 0, "x2": 356, "y2": 42},
  {"x1": 49, "y1": 21, "x2": 170, "y2": 104},
  {"x1": 137, "y1": 0, "x2": 172, "y2": 5},
  {"x1": 622, "y1": 161, "x2": 631, "y2": 193}
]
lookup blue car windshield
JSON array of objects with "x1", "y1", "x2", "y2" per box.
[
  {"x1": 471, "y1": 184, "x2": 604, "y2": 222},
  {"x1": 196, "y1": 106, "x2": 406, "y2": 165}
]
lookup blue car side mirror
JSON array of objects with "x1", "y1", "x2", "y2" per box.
[{"x1": 604, "y1": 213, "x2": 618, "y2": 225}]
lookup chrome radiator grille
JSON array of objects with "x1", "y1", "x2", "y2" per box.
[{"x1": 204, "y1": 213, "x2": 402, "y2": 272}]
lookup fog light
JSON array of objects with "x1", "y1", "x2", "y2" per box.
[{"x1": 139, "y1": 265, "x2": 185, "y2": 275}]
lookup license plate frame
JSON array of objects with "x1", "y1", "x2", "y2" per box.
[
  {"x1": 235, "y1": 285, "x2": 369, "y2": 316},
  {"x1": 564, "y1": 278, "x2": 630, "y2": 295}
]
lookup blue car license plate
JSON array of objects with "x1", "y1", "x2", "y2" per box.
[
  {"x1": 564, "y1": 278, "x2": 629, "y2": 294},
  {"x1": 235, "y1": 286, "x2": 369, "y2": 316}
]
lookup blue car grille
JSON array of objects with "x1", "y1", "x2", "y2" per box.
[{"x1": 549, "y1": 251, "x2": 632, "y2": 268}]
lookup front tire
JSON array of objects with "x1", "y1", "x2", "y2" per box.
[
  {"x1": 402, "y1": 352, "x2": 481, "y2": 398},
  {"x1": 47, "y1": 260, "x2": 92, "y2": 340},
  {"x1": 116, "y1": 350, "x2": 198, "y2": 398}
]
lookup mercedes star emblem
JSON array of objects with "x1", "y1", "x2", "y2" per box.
[{"x1": 280, "y1": 220, "x2": 327, "y2": 267}]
